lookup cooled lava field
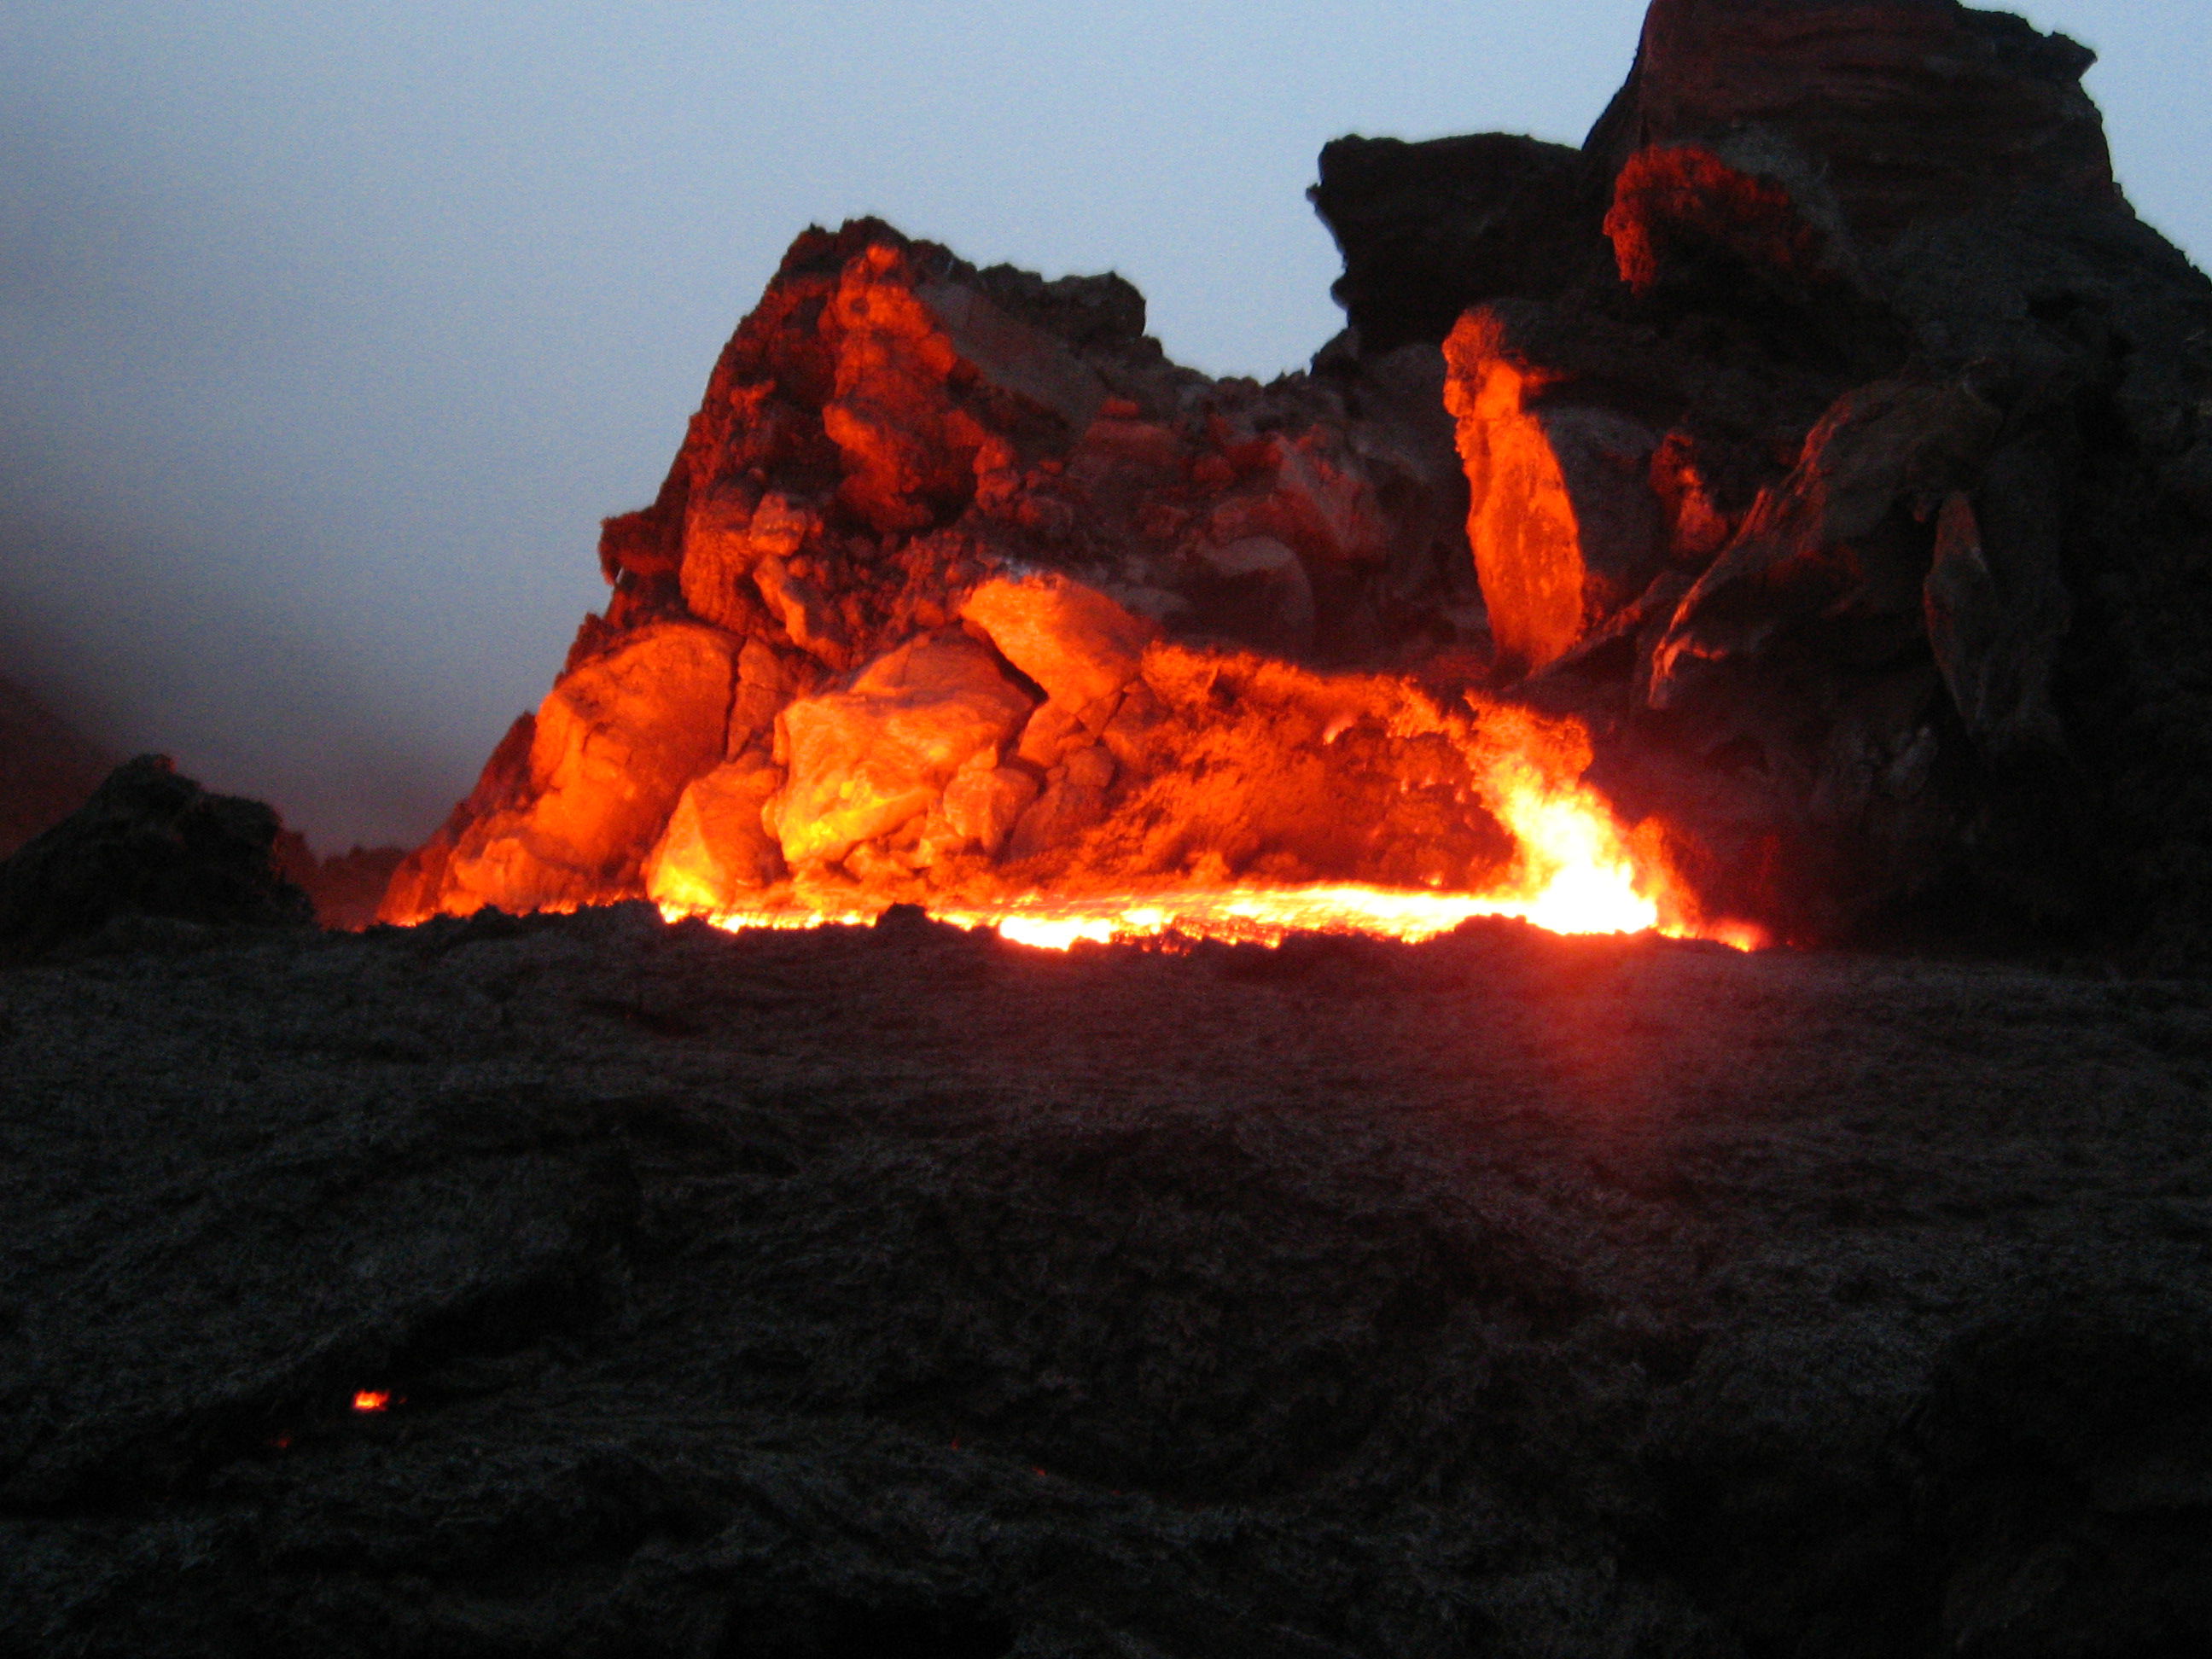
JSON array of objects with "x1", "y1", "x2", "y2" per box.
[{"x1": 4, "y1": 907, "x2": 2210, "y2": 1657}]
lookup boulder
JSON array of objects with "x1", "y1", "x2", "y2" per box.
[
  {"x1": 750, "y1": 552, "x2": 851, "y2": 670},
  {"x1": 1307, "y1": 132, "x2": 1597, "y2": 352},
  {"x1": 1596, "y1": 0, "x2": 2117, "y2": 246},
  {"x1": 1004, "y1": 743, "x2": 1117, "y2": 864},
  {"x1": 1650, "y1": 379, "x2": 2001, "y2": 707},
  {"x1": 0, "y1": 755, "x2": 312, "y2": 959},
  {"x1": 937, "y1": 755, "x2": 1040, "y2": 859},
  {"x1": 958, "y1": 572, "x2": 1157, "y2": 720},
  {"x1": 434, "y1": 623, "x2": 739, "y2": 916},
  {"x1": 773, "y1": 633, "x2": 1036, "y2": 869},
  {"x1": 643, "y1": 755, "x2": 789, "y2": 915},
  {"x1": 1604, "y1": 132, "x2": 1848, "y2": 300},
  {"x1": 1012, "y1": 700, "x2": 1093, "y2": 771}
]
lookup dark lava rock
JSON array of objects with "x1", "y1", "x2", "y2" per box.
[
  {"x1": 1309, "y1": 131, "x2": 1604, "y2": 354},
  {"x1": 5, "y1": 910, "x2": 2212, "y2": 1655},
  {"x1": 0, "y1": 754, "x2": 314, "y2": 960},
  {"x1": 1592, "y1": 0, "x2": 2117, "y2": 247},
  {"x1": 1307, "y1": 0, "x2": 2212, "y2": 962}
]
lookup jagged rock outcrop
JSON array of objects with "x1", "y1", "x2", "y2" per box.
[
  {"x1": 1366, "y1": 0, "x2": 2211, "y2": 953},
  {"x1": 0, "y1": 755, "x2": 313, "y2": 959},
  {"x1": 1308, "y1": 133, "x2": 1605, "y2": 356},
  {"x1": 384, "y1": 220, "x2": 1512, "y2": 926},
  {"x1": 391, "y1": 0, "x2": 2212, "y2": 961}
]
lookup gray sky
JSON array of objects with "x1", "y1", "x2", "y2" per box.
[{"x1": 3, "y1": 1, "x2": 2205, "y2": 850}]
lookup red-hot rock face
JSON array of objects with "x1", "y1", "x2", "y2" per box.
[{"x1": 381, "y1": 221, "x2": 1751, "y2": 950}]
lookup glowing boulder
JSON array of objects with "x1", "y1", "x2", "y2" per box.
[
  {"x1": 679, "y1": 487, "x2": 817, "y2": 641},
  {"x1": 643, "y1": 755, "x2": 788, "y2": 914},
  {"x1": 434, "y1": 622, "x2": 738, "y2": 915},
  {"x1": 772, "y1": 632, "x2": 1036, "y2": 870},
  {"x1": 959, "y1": 571, "x2": 1157, "y2": 725},
  {"x1": 934, "y1": 754, "x2": 1039, "y2": 860}
]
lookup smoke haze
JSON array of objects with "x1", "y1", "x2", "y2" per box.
[{"x1": 2, "y1": 0, "x2": 2203, "y2": 850}]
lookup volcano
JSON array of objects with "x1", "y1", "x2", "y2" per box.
[{"x1": 378, "y1": 0, "x2": 2212, "y2": 963}]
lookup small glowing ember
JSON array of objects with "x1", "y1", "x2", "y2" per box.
[{"x1": 352, "y1": 1390, "x2": 392, "y2": 1413}]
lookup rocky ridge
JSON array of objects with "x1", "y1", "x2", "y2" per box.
[{"x1": 0, "y1": 755, "x2": 314, "y2": 963}]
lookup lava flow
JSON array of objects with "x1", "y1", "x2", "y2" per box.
[{"x1": 676, "y1": 753, "x2": 1762, "y2": 953}]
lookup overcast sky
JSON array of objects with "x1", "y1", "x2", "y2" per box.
[{"x1": 3, "y1": 1, "x2": 2206, "y2": 849}]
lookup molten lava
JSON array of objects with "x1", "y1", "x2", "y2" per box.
[{"x1": 671, "y1": 729, "x2": 1761, "y2": 953}]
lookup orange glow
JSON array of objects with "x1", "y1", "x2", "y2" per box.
[
  {"x1": 381, "y1": 227, "x2": 1789, "y2": 951},
  {"x1": 352, "y1": 1390, "x2": 392, "y2": 1413},
  {"x1": 667, "y1": 737, "x2": 1761, "y2": 953}
]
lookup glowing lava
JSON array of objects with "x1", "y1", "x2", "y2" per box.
[
  {"x1": 352, "y1": 1391, "x2": 392, "y2": 1413},
  {"x1": 672, "y1": 758, "x2": 1762, "y2": 953}
]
